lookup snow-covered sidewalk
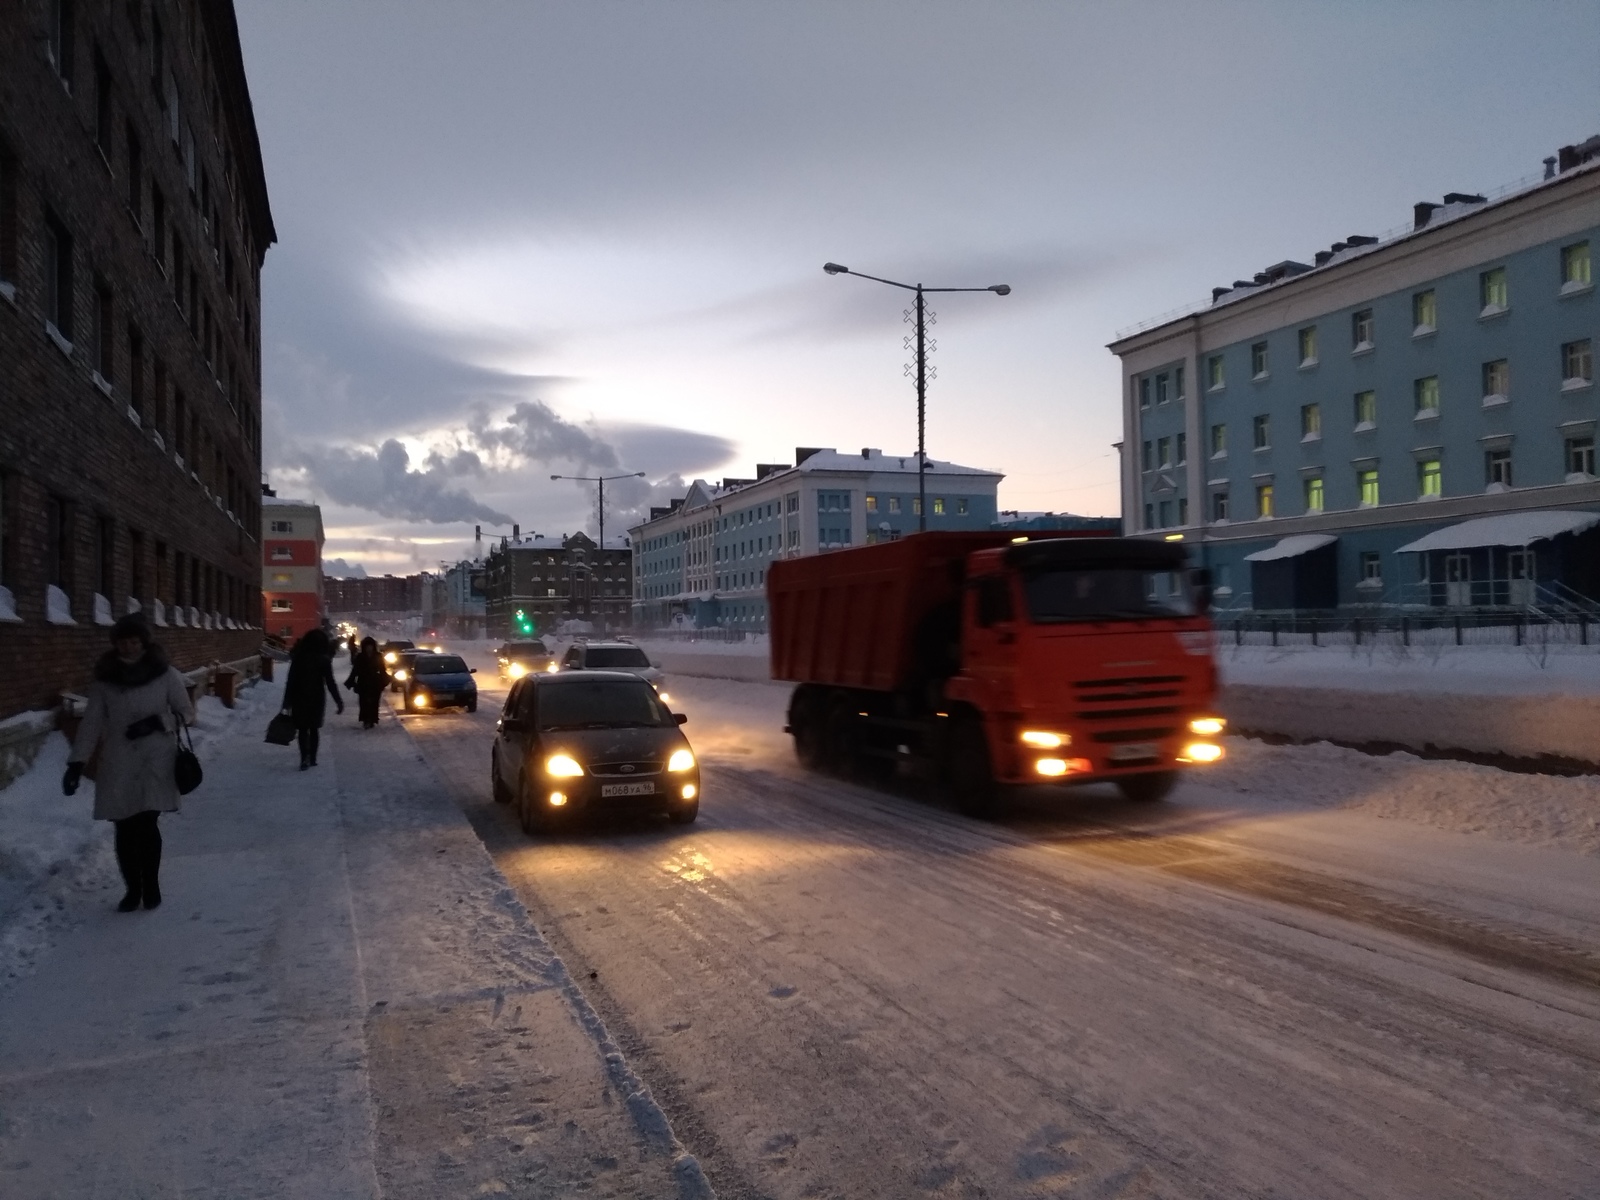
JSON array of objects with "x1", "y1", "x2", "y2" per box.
[{"x1": 0, "y1": 678, "x2": 697, "y2": 1198}]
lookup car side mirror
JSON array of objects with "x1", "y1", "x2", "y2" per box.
[
  {"x1": 499, "y1": 718, "x2": 525, "y2": 733},
  {"x1": 469, "y1": 667, "x2": 478, "y2": 673},
  {"x1": 674, "y1": 713, "x2": 689, "y2": 725}
]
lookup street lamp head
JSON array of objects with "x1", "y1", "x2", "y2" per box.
[
  {"x1": 635, "y1": 472, "x2": 646, "y2": 478},
  {"x1": 550, "y1": 474, "x2": 562, "y2": 481},
  {"x1": 989, "y1": 284, "x2": 1011, "y2": 296},
  {"x1": 823, "y1": 262, "x2": 848, "y2": 275}
]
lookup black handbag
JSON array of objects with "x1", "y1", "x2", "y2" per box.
[
  {"x1": 174, "y1": 721, "x2": 203, "y2": 795},
  {"x1": 265, "y1": 712, "x2": 297, "y2": 746}
]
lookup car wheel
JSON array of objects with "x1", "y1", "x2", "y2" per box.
[
  {"x1": 466, "y1": 699, "x2": 478, "y2": 713},
  {"x1": 667, "y1": 799, "x2": 699, "y2": 825},
  {"x1": 1117, "y1": 770, "x2": 1179, "y2": 803},
  {"x1": 491, "y1": 754, "x2": 511, "y2": 804}
]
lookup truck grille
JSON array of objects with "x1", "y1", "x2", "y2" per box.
[
  {"x1": 1092, "y1": 727, "x2": 1176, "y2": 744},
  {"x1": 1073, "y1": 675, "x2": 1185, "y2": 723},
  {"x1": 589, "y1": 760, "x2": 663, "y2": 777}
]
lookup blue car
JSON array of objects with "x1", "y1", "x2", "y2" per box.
[{"x1": 400, "y1": 653, "x2": 478, "y2": 713}]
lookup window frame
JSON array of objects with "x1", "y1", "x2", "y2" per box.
[{"x1": 1351, "y1": 308, "x2": 1374, "y2": 350}]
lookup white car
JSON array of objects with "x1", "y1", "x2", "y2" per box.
[{"x1": 557, "y1": 641, "x2": 670, "y2": 703}]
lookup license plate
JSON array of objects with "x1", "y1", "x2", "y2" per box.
[
  {"x1": 1110, "y1": 742, "x2": 1160, "y2": 763},
  {"x1": 601, "y1": 781, "x2": 656, "y2": 797}
]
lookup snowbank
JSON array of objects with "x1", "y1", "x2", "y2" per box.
[{"x1": 1218, "y1": 641, "x2": 1600, "y2": 697}]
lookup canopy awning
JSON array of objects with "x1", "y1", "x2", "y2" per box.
[
  {"x1": 1243, "y1": 534, "x2": 1338, "y2": 562},
  {"x1": 1394, "y1": 510, "x2": 1600, "y2": 554}
]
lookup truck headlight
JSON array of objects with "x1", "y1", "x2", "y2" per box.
[
  {"x1": 545, "y1": 753, "x2": 585, "y2": 777},
  {"x1": 1180, "y1": 742, "x2": 1224, "y2": 763},
  {"x1": 1021, "y1": 730, "x2": 1068, "y2": 748},
  {"x1": 667, "y1": 749, "x2": 696, "y2": 772},
  {"x1": 1035, "y1": 757, "x2": 1069, "y2": 776},
  {"x1": 1188, "y1": 717, "x2": 1226, "y2": 736}
]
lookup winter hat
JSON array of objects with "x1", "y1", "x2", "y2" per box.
[{"x1": 110, "y1": 612, "x2": 153, "y2": 647}]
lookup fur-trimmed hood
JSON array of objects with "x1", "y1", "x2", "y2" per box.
[{"x1": 93, "y1": 645, "x2": 172, "y2": 688}]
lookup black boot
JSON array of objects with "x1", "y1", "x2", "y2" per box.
[
  {"x1": 113, "y1": 818, "x2": 143, "y2": 912},
  {"x1": 141, "y1": 820, "x2": 163, "y2": 910}
]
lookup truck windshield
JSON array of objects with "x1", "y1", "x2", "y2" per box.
[{"x1": 1022, "y1": 568, "x2": 1195, "y2": 622}]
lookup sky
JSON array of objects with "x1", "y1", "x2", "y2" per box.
[{"x1": 234, "y1": 0, "x2": 1600, "y2": 576}]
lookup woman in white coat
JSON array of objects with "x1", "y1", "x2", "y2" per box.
[{"x1": 63, "y1": 615, "x2": 196, "y2": 911}]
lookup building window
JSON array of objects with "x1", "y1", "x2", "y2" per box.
[
  {"x1": 48, "y1": 0, "x2": 75, "y2": 87},
  {"x1": 1353, "y1": 390, "x2": 1376, "y2": 428},
  {"x1": 44, "y1": 215, "x2": 74, "y2": 340},
  {"x1": 270, "y1": 519, "x2": 292, "y2": 533},
  {"x1": 1255, "y1": 483, "x2": 1274, "y2": 519},
  {"x1": 1207, "y1": 356, "x2": 1224, "y2": 390},
  {"x1": 1359, "y1": 552, "x2": 1382, "y2": 586},
  {"x1": 94, "y1": 283, "x2": 114, "y2": 383},
  {"x1": 1412, "y1": 290, "x2": 1436, "y2": 334},
  {"x1": 1417, "y1": 458, "x2": 1442, "y2": 498},
  {"x1": 887, "y1": 496, "x2": 900, "y2": 514},
  {"x1": 0, "y1": 142, "x2": 16, "y2": 285},
  {"x1": 932, "y1": 497, "x2": 945, "y2": 515},
  {"x1": 1175, "y1": 433, "x2": 1187, "y2": 464},
  {"x1": 1561, "y1": 242, "x2": 1591, "y2": 291},
  {"x1": 1174, "y1": 365, "x2": 1185, "y2": 401},
  {"x1": 1157, "y1": 436, "x2": 1172, "y2": 468},
  {"x1": 1252, "y1": 415, "x2": 1270, "y2": 450},
  {"x1": 1485, "y1": 449, "x2": 1513, "y2": 488},
  {"x1": 1351, "y1": 309, "x2": 1374, "y2": 350},
  {"x1": 1143, "y1": 503, "x2": 1154, "y2": 530},
  {"x1": 912, "y1": 498, "x2": 922, "y2": 516},
  {"x1": 270, "y1": 598, "x2": 293, "y2": 613},
  {"x1": 1300, "y1": 403, "x2": 1321, "y2": 440},
  {"x1": 1562, "y1": 339, "x2": 1592, "y2": 387},
  {"x1": 1567, "y1": 436, "x2": 1596, "y2": 478},
  {"x1": 1156, "y1": 373, "x2": 1170, "y2": 404},
  {"x1": 1357, "y1": 468, "x2": 1380, "y2": 508},
  {"x1": 1303, "y1": 476, "x2": 1324, "y2": 513},
  {"x1": 1210, "y1": 423, "x2": 1226, "y2": 457},
  {"x1": 1482, "y1": 359, "x2": 1510, "y2": 403},
  {"x1": 94, "y1": 51, "x2": 113, "y2": 157},
  {"x1": 1211, "y1": 491, "x2": 1229, "y2": 522},
  {"x1": 864, "y1": 495, "x2": 877, "y2": 512},
  {"x1": 1251, "y1": 342, "x2": 1269, "y2": 379},
  {"x1": 47, "y1": 496, "x2": 72, "y2": 592},
  {"x1": 1479, "y1": 266, "x2": 1508, "y2": 314},
  {"x1": 1414, "y1": 375, "x2": 1440, "y2": 416},
  {"x1": 1139, "y1": 377, "x2": 1150, "y2": 409},
  {"x1": 957, "y1": 498, "x2": 969, "y2": 515},
  {"x1": 1297, "y1": 327, "x2": 1317, "y2": 366},
  {"x1": 1178, "y1": 498, "x2": 1189, "y2": 525},
  {"x1": 1158, "y1": 500, "x2": 1173, "y2": 528}
]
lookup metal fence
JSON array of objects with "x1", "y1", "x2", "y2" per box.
[{"x1": 1217, "y1": 609, "x2": 1600, "y2": 651}]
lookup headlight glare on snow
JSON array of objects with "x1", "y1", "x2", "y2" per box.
[
  {"x1": 1179, "y1": 742, "x2": 1224, "y2": 764},
  {"x1": 1188, "y1": 717, "x2": 1226, "y2": 737},
  {"x1": 1020, "y1": 730, "x2": 1067, "y2": 749},
  {"x1": 544, "y1": 753, "x2": 585, "y2": 777},
  {"x1": 667, "y1": 749, "x2": 696, "y2": 773}
]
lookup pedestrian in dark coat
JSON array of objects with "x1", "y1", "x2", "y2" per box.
[
  {"x1": 282, "y1": 628, "x2": 343, "y2": 769},
  {"x1": 63, "y1": 614, "x2": 196, "y2": 912},
  {"x1": 343, "y1": 636, "x2": 389, "y2": 729}
]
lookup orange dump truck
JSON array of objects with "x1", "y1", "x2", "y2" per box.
[{"x1": 768, "y1": 531, "x2": 1224, "y2": 811}]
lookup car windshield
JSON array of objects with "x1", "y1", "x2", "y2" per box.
[
  {"x1": 1022, "y1": 567, "x2": 1196, "y2": 622},
  {"x1": 413, "y1": 655, "x2": 469, "y2": 675},
  {"x1": 385, "y1": 641, "x2": 415, "y2": 651},
  {"x1": 505, "y1": 643, "x2": 548, "y2": 658},
  {"x1": 585, "y1": 647, "x2": 650, "y2": 668},
  {"x1": 537, "y1": 680, "x2": 671, "y2": 729}
]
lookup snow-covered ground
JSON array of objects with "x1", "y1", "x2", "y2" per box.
[{"x1": 1218, "y1": 638, "x2": 1600, "y2": 696}]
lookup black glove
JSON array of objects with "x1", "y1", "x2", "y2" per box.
[{"x1": 62, "y1": 763, "x2": 83, "y2": 796}]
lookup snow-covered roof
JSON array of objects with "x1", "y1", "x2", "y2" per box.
[
  {"x1": 1394, "y1": 511, "x2": 1600, "y2": 554},
  {"x1": 262, "y1": 495, "x2": 315, "y2": 507},
  {"x1": 794, "y1": 448, "x2": 1001, "y2": 477},
  {"x1": 1243, "y1": 534, "x2": 1338, "y2": 562}
]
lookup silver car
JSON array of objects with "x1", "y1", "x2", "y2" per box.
[{"x1": 557, "y1": 641, "x2": 670, "y2": 704}]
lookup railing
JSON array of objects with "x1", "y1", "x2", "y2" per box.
[
  {"x1": 637, "y1": 627, "x2": 762, "y2": 644},
  {"x1": 1215, "y1": 609, "x2": 1599, "y2": 651}
]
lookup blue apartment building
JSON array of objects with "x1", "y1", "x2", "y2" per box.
[
  {"x1": 1109, "y1": 135, "x2": 1600, "y2": 613},
  {"x1": 630, "y1": 447, "x2": 1002, "y2": 630}
]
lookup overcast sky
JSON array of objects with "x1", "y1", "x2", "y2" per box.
[{"x1": 234, "y1": 0, "x2": 1600, "y2": 575}]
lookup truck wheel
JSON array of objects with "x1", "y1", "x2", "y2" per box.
[
  {"x1": 793, "y1": 717, "x2": 826, "y2": 770},
  {"x1": 947, "y1": 721, "x2": 1001, "y2": 819},
  {"x1": 823, "y1": 703, "x2": 861, "y2": 777},
  {"x1": 1118, "y1": 771, "x2": 1179, "y2": 803}
]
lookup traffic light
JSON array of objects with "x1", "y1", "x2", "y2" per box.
[{"x1": 514, "y1": 608, "x2": 533, "y2": 635}]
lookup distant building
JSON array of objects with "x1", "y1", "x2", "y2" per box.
[
  {"x1": 1110, "y1": 134, "x2": 1600, "y2": 613},
  {"x1": 629, "y1": 447, "x2": 1003, "y2": 631},
  {"x1": 324, "y1": 573, "x2": 423, "y2": 616},
  {"x1": 993, "y1": 510, "x2": 1119, "y2": 533},
  {"x1": 482, "y1": 531, "x2": 632, "y2": 639},
  {"x1": 0, "y1": 0, "x2": 275, "y2": 718},
  {"x1": 437, "y1": 559, "x2": 486, "y2": 639},
  {"x1": 261, "y1": 498, "x2": 324, "y2": 641}
]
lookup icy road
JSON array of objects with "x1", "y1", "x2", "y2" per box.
[{"x1": 405, "y1": 664, "x2": 1600, "y2": 1200}]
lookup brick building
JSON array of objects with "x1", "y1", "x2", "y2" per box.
[
  {"x1": 0, "y1": 0, "x2": 274, "y2": 718},
  {"x1": 261, "y1": 496, "x2": 323, "y2": 641},
  {"x1": 483, "y1": 531, "x2": 632, "y2": 638},
  {"x1": 323, "y1": 573, "x2": 425, "y2": 616}
]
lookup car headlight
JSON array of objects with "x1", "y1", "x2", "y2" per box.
[
  {"x1": 1020, "y1": 730, "x2": 1068, "y2": 748},
  {"x1": 656, "y1": 692, "x2": 671, "y2": 704},
  {"x1": 667, "y1": 749, "x2": 696, "y2": 772},
  {"x1": 1189, "y1": 717, "x2": 1226, "y2": 736},
  {"x1": 508, "y1": 662, "x2": 527, "y2": 679},
  {"x1": 384, "y1": 651, "x2": 398, "y2": 664},
  {"x1": 412, "y1": 693, "x2": 429, "y2": 707},
  {"x1": 544, "y1": 753, "x2": 585, "y2": 777},
  {"x1": 394, "y1": 669, "x2": 408, "y2": 681},
  {"x1": 547, "y1": 663, "x2": 560, "y2": 673}
]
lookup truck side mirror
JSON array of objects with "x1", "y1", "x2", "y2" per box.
[{"x1": 1191, "y1": 568, "x2": 1215, "y2": 613}]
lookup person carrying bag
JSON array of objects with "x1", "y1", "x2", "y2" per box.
[{"x1": 62, "y1": 614, "x2": 196, "y2": 912}]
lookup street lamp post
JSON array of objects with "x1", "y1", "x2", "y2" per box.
[
  {"x1": 823, "y1": 263, "x2": 1009, "y2": 532},
  {"x1": 551, "y1": 471, "x2": 647, "y2": 625}
]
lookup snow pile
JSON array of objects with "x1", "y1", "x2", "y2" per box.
[
  {"x1": 1220, "y1": 641, "x2": 1600, "y2": 696},
  {"x1": 0, "y1": 675, "x2": 280, "y2": 988},
  {"x1": 1202, "y1": 737, "x2": 1600, "y2": 856}
]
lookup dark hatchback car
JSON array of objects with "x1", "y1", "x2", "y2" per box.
[
  {"x1": 399, "y1": 653, "x2": 478, "y2": 713},
  {"x1": 491, "y1": 671, "x2": 699, "y2": 834},
  {"x1": 496, "y1": 639, "x2": 555, "y2": 681}
]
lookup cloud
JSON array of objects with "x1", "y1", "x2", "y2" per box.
[
  {"x1": 282, "y1": 438, "x2": 514, "y2": 525},
  {"x1": 467, "y1": 401, "x2": 617, "y2": 470},
  {"x1": 323, "y1": 558, "x2": 368, "y2": 578}
]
